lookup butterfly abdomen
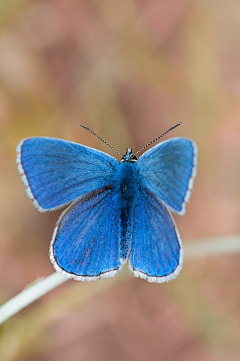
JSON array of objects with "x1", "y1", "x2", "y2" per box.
[{"x1": 111, "y1": 162, "x2": 141, "y2": 261}]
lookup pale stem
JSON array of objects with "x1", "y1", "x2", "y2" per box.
[{"x1": 0, "y1": 234, "x2": 240, "y2": 325}]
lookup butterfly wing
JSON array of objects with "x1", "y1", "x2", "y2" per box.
[
  {"x1": 50, "y1": 185, "x2": 122, "y2": 280},
  {"x1": 16, "y1": 137, "x2": 119, "y2": 212},
  {"x1": 129, "y1": 189, "x2": 183, "y2": 283},
  {"x1": 138, "y1": 137, "x2": 197, "y2": 214}
]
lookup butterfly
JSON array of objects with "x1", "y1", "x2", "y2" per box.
[{"x1": 16, "y1": 124, "x2": 197, "y2": 283}]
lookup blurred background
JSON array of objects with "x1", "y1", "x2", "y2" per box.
[{"x1": 0, "y1": 0, "x2": 240, "y2": 360}]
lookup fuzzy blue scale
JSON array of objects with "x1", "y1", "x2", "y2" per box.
[{"x1": 16, "y1": 135, "x2": 197, "y2": 283}]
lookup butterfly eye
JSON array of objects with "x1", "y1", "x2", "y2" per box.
[{"x1": 130, "y1": 155, "x2": 138, "y2": 162}]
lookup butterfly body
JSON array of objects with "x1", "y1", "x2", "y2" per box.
[
  {"x1": 16, "y1": 134, "x2": 197, "y2": 283},
  {"x1": 113, "y1": 156, "x2": 141, "y2": 261}
]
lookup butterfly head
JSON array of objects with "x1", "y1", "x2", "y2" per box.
[{"x1": 121, "y1": 148, "x2": 138, "y2": 163}]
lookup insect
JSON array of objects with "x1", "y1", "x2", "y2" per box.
[{"x1": 16, "y1": 123, "x2": 197, "y2": 283}]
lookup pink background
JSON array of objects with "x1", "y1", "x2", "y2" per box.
[{"x1": 0, "y1": 1, "x2": 240, "y2": 360}]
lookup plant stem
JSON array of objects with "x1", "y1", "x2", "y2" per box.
[
  {"x1": 0, "y1": 234, "x2": 240, "y2": 325},
  {"x1": 0, "y1": 273, "x2": 68, "y2": 325}
]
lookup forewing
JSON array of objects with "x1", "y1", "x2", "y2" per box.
[
  {"x1": 129, "y1": 189, "x2": 183, "y2": 283},
  {"x1": 16, "y1": 137, "x2": 119, "y2": 212},
  {"x1": 138, "y1": 137, "x2": 197, "y2": 214},
  {"x1": 50, "y1": 185, "x2": 122, "y2": 280}
]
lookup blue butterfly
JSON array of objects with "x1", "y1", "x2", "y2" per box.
[{"x1": 16, "y1": 124, "x2": 197, "y2": 283}]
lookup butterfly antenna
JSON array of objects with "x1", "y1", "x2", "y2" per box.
[
  {"x1": 133, "y1": 122, "x2": 182, "y2": 157},
  {"x1": 79, "y1": 123, "x2": 123, "y2": 157}
]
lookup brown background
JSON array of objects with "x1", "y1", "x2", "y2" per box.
[{"x1": 1, "y1": 1, "x2": 240, "y2": 360}]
